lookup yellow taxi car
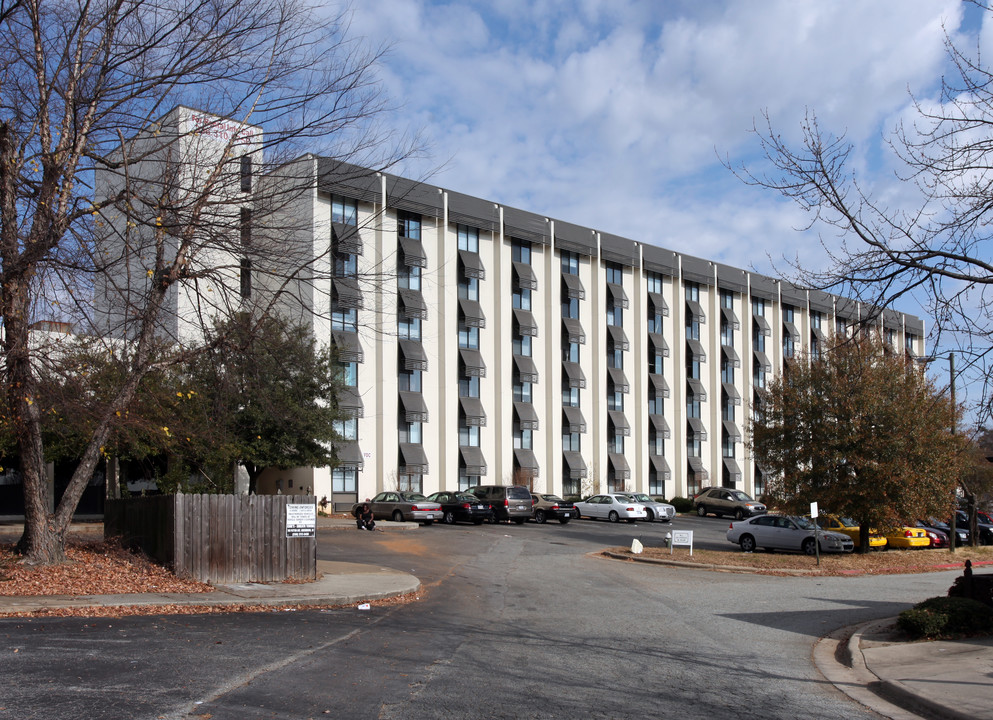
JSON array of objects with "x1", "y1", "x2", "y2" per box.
[
  {"x1": 816, "y1": 514, "x2": 887, "y2": 549},
  {"x1": 883, "y1": 526, "x2": 930, "y2": 549}
]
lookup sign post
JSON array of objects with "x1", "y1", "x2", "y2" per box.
[
  {"x1": 810, "y1": 501, "x2": 820, "y2": 566},
  {"x1": 670, "y1": 530, "x2": 694, "y2": 556}
]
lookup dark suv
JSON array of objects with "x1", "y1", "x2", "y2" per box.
[{"x1": 467, "y1": 485, "x2": 533, "y2": 523}]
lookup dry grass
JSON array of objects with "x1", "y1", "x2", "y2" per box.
[{"x1": 609, "y1": 545, "x2": 993, "y2": 576}]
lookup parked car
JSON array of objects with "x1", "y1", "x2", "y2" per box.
[
  {"x1": 953, "y1": 511, "x2": 993, "y2": 545},
  {"x1": 466, "y1": 485, "x2": 533, "y2": 523},
  {"x1": 356, "y1": 492, "x2": 442, "y2": 525},
  {"x1": 693, "y1": 487, "x2": 766, "y2": 520},
  {"x1": 914, "y1": 522, "x2": 950, "y2": 549},
  {"x1": 620, "y1": 493, "x2": 675, "y2": 522},
  {"x1": 921, "y1": 517, "x2": 969, "y2": 546},
  {"x1": 727, "y1": 514, "x2": 855, "y2": 555},
  {"x1": 425, "y1": 491, "x2": 494, "y2": 525},
  {"x1": 530, "y1": 493, "x2": 575, "y2": 524},
  {"x1": 883, "y1": 526, "x2": 930, "y2": 549},
  {"x1": 573, "y1": 494, "x2": 647, "y2": 523},
  {"x1": 815, "y1": 514, "x2": 886, "y2": 549}
]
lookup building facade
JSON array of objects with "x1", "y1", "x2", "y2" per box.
[{"x1": 95, "y1": 111, "x2": 927, "y2": 507}]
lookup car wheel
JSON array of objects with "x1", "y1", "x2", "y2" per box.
[
  {"x1": 513, "y1": 518, "x2": 525, "y2": 525},
  {"x1": 558, "y1": 518, "x2": 570, "y2": 525},
  {"x1": 444, "y1": 511, "x2": 457, "y2": 524},
  {"x1": 802, "y1": 538, "x2": 817, "y2": 556},
  {"x1": 608, "y1": 511, "x2": 620, "y2": 523},
  {"x1": 645, "y1": 509, "x2": 655, "y2": 521},
  {"x1": 697, "y1": 505, "x2": 707, "y2": 517},
  {"x1": 739, "y1": 534, "x2": 756, "y2": 552},
  {"x1": 734, "y1": 508, "x2": 745, "y2": 521},
  {"x1": 392, "y1": 510, "x2": 404, "y2": 522},
  {"x1": 535, "y1": 510, "x2": 547, "y2": 524},
  {"x1": 573, "y1": 509, "x2": 581, "y2": 520}
]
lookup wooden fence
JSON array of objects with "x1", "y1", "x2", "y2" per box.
[{"x1": 104, "y1": 494, "x2": 317, "y2": 584}]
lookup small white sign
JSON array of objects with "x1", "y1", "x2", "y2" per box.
[
  {"x1": 810, "y1": 501, "x2": 819, "y2": 519},
  {"x1": 670, "y1": 529, "x2": 694, "y2": 555},
  {"x1": 286, "y1": 503, "x2": 316, "y2": 538}
]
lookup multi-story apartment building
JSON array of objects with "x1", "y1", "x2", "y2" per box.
[{"x1": 96, "y1": 109, "x2": 927, "y2": 508}]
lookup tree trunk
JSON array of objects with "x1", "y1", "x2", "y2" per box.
[{"x1": 859, "y1": 524, "x2": 871, "y2": 554}]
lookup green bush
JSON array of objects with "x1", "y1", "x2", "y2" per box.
[
  {"x1": 897, "y1": 596, "x2": 993, "y2": 639},
  {"x1": 669, "y1": 496, "x2": 694, "y2": 513}
]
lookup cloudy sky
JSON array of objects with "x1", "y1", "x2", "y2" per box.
[{"x1": 346, "y1": 0, "x2": 981, "y2": 396}]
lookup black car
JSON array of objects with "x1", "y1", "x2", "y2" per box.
[
  {"x1": 920, "y1": 518, "x2": 969, "y2": 546},
  {"x1": 953, "y1": 511, "x2": 993, "y2": 545},
  {"x1": 425, "y1": 491, "x2": 494, "y2": 525}
]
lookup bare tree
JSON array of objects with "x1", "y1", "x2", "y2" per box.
[
  {"x1": 0, "y1": 0, "x2": 414, "y2": 564},
  {"x1": 727, "y1": 4, "x2": 993, "y2": 421}
]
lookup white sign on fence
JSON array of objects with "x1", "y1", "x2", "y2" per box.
[
  {"x1": 286, "y1": 503, "x2": 316, "y2": 538},
  {"x1": 670, "y1": 529, "x2": 694, "y2": 555}
]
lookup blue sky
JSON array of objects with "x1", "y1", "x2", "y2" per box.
[{"x1": 345, "y1": 0, "x2": 981, "y2": 407}]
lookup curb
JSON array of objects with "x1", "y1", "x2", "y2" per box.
[{"x1": 600, "y1": 550, "x2": 818, "y2": 575}]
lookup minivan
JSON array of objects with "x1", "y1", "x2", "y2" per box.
[{"x1": 467, "y1": 485, "x2": 533, "y2": 523}]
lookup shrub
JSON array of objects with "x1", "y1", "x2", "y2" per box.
[
  {"x1": 897, "y1": 596, "x2": 993, "y2": 639},
  {"x1": 669, "y1": 496, "x2": 694, "y2": 513}
]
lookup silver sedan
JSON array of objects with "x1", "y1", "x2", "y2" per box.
[
  {"x1": 727, "y1": 514, "x2": 855, "y2": 555},
  {"x1": 573, "y1": 494, "x2": 648, "y2": 523},
  {"x1": 620, "y1": 493, "x2": 675, "y2": 522}
]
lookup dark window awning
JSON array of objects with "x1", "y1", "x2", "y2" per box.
[
  {"x1": 608, "y1": 410, "x2": 630, "y2": 436},
  {"x1": 332, "y1": 277, "x2": 363, "y2": 309},
  {"x1": 514, "y1": 308, "x2": 539, "y2": 337},
  {"x1": 649, "y1": 454, "x2": 671, "y2": 480},
  {"x1": 648, "y1": 291, "x2": 669, "y2": 316},
  {"x1": 688, "y1": 417, "x2": 708, "y2": 440},
  {"x1": 812, "y1": 327, "x2": 828, "y2": 342},
  {"x1": 563, "y1": 361, "x2": 586, "y2": 389},
  {"x1": 459, "y1": 249, "x2": 485, "y2": 280},
  {"x1": 334, "y1": 441, "x2": 364, "y2": 471},
  {"x1": 687, "y1": 456, "x2": 709, "y2": 479},
  {"x1": 398, "y1": 236, "x2": 427, "y2": 268},
  {"x1": 514, "y1": 355, "x2": 539, "y2": 384},
  {"x1": 606, "y1": 282, "x2": 629, "y2": 309},
  {"x1": 562, "y1": 272, "x2": 585, "y2": 299},
  {"x1": 332, "y1": 222, "x2": 362, "y2": 255},
  {"x1": 649, "y1": 373, "x2": 670, "y2": 398},
  {"x1": 687, "y1": 379, "x2": 707, "y2": 401},
  {"x1": 460, "y1": 396, "x2": 487, "y2": 426},
  {"x1": 514, "y1": 401, "x2": 539, "y2": 430},
  {"x1": 721, "y1": 306, "x2": 740, "y2": 330},
  {"x1": 686, "y1": 338, "x2": 707, "y2": 362},
  {"x1": 398, "y1": 443, "x2": 428, "y2": 474},
  {"x1": 398, "y1": 288, "x2": 427, "y2": 320},
  {"x1": 649, "y1": 413, "x2": 671, "y2": 439},
  {"x1": 563, "y1": 451, "x2": 588, "y2": 480},
  {"x1": 783, "y1": 321, "x2": 801, "y2": 342},
  {"x1": 460, "y1": 348, "x2": 486, "y2": 378},
  {"x1": 459, "y1": 298, "x2": 486, "y2": 328},
  {"x1": 563, "y1": 317, "x2": 586, "y2": 344},
  {"x1": 753, "y1": 350, "x2": 772, "y2": 372},
  {"x1": 721, "y1": 344, "x2": 740, "y2": 368},
  {"x1": 753, "y1": 386, "x2": 770, "y2": 408},
  {"x1": 504, "y1": 206, "x2": 550, "y2": 245},
  {"x1": 459, "y1": 446, "x2": 487, "y2": 476},
  {"x1": 339, "y1": 386, "x2": 363, "y2": 418},
  {"x1": 514, "y1": 448, "x2": 539, "y2": 476},
  {"x1": 607, "y1": 324, "x2": 629, "y2": 351},
  {"x1": 608, "y1": 367, "x2": 629, "y2": 393},
  {"x1": 723, "y1": 420, "x2": 742, "y2": 443},
  {"x1": 331, "y1": 330, "x2": 363, "y2": 363},
  {"x1": 686, "y1": 300, "x2": 706, "y2": 324},
  {"x1": 563, "y1": 406, "x2": 586, "y2": 433},
  {"x1": 723, "y1": 457, "x2": 742, "y2": 482},
  {"x1": 399, "y1": 340, "x2": 427, "y2": 371},
  {"x1": 722, "y1": 382, "x2": 741, "y2": 406},
  {"x1": 753, "y1": 315, "x2": 771, "y2": 336},
  {"x1": 513, "y1": 261, "x2": 537, "y2": 290},
  {"x1": 608, "y1": 453, "x2": 630, "y2": 480},
  {"x1": 398, "y1": 391, "x2": 428, "y2": 422},
  {"x1": 649, "y1": 332, "x2": 669, "y2": 358}
]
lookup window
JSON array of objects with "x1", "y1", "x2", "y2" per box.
[
  {"x1": 835, "y1": 316, "x2": 847, "y2": 336},
  {"x1": 332, "y1": 307, "x2": 357, "y2": 332},
  {"x1": 783, "y1": 331, "x2": 795, "y2": 359},
  {"x1": 457, "y1": 224, "x2": 479, "y2": 252},
  {"x1": 605, "y1": 263, "x2": 623, "y2": 285},
  {"x1": 721, "y1": 319, "x2": 733, "y2": 347},
  {"x1": 753, "y1": 324, "x2": 766, "y2": 353},
  {"x1": 339, "y1": 361, "x2": 358, "y2": 387},
  {"x1": 398, "y1": 369, "x2": 421, "y2": 392},
  {"x1": 334, "y1": 252, "x2": 357, "y2": 278},
  {"x1": 720, "y1": 289, "x2": 733, "y2": 309},
  {"x1": 722, "y1": 401, "x2": 736, "y2": 422},
  {"x1": 562, "y1": 295, "x2": 579, "y2": 319},
  {"x1": 397, "y1": 474, "x2": 422, "y2": 493},
  {"x1": 513, "y1": 381, "x2": 532, "y2": 403},
  {"x1": 240, "y1": 208, "x2": 252, "y2": 246},
  {"x1": 512, "y1": 240, "x2": 531, "y2": 264},
  {"x1": 811, "y1": 311, "x2": 822, "y2": 330},
  {"x1": 561, "y1": 251, "x2": 579, "y2": 275},
  {"x1": 753, "y1": 363, "x2": 766, "y2": 389},
  {"x1": 513, "y1": 287, "x2": 531, "y2": 310},
  {"x1": 610, "y1": 432, "x2": 624, "y2": 454},
  {"x1": 608, "y1": 388, "x2": 624, "y2": 412},
  {"x1": 459, "y1": 323, "x2": 479, "y2": 349},
  {"x1": 687, "y1": 433, "x2": 701, "y2": 458},
  {"x1": 606, "y1": 303, "x2": 623, "y2": 327},
  {"x1": 397, "y1": 210, "x2": 421, "y2": 240},
  {"x1": 563, "y1": 338, "x2": 580, "y2": 363},
  {"x1": 240, "y1": 154, "x2": 252, "y2": 192},
  {"x1": 648, "y1": 307, "x2": 663, "y2": 334},
  {"x1": 332, "y1": 468, "x2": 356, "y2": 493},
  {"x1": 648, "y1": 428, "x2": 664, "y2": 456},
  {"x1": 513, "y1": 334, "x2": 532, "y2": 357},
  {"x1": 607, "y1": 343, "x2": 623, "y2": 369},
  {"x1": 398, "y1": 316, "x2": 421, "y2": 340},
  {"x1": 752, "y1": 297, "x2": 765, "y2": 317},
  {"x1": 332, "y1": 195, "x2": 358, "y2": 226},
  {"x1": 685, "y1": 282, "x2": 699, "y2": 303},
  {"x1": 562, "y1": 431, "x2": 581, "y2": 451},
  {"x1": 648, "y1": 351, "x2": 662, "y2": 375},
  {"x1": 458, "y1": 276, "x2": 479, "y2": 301},
  {"x1": 686, "y1": 392, "x2": 700, "y2": 419},
  {"x1": 721, "y1": 358, "x2": 734, "y2": 384},
  {"x1": 722, "y1": 430, "x2": 735, "y2": 458},
  {"x1": 334, "y1": 418, "x2": 358, "y2": 441},
  {"x1": 459, "y1": 473, "x2": 479, "y2": 491},
  {"x1": 399, "y1": 420, "x2": 422, "y2": 444},
  {"x1": 648, "y1": 388, "x2": 663, "y2": 415},
  {"x1": 240, "y1": 258, "x2": 252, "y2": 299},
  {"x1": 513, "y1": 423, "x2": 533, "y2": 449},
  {"x1": 562, "y1": 383, "x2": 580, "y2": 407},
  {"x1": 648, "y1": 471, "x2": 663, "y2": 496},
  {"x1": 783, "y1": 305, "x2": 795, "y2": 323},
  {"x1": 459, "y1": 423, "x2": 480, "y2": 447},
  {"x1": 646, "y1": 272, "x2": 663, "y2": 294},
  {"x1": 460, "y1": 375, "x2": 480, "y2": 398},
  {"x1": 398, "y1": 263, "x2": 420, "y2": 290}
]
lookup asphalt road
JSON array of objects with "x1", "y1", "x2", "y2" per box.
[{"x1": 0, "y1": 516, "x2": 958, "y2": 719}]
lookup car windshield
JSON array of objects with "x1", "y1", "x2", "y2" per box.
[
  {"x1": 544, "y1": 495, "x2": 565, "y2": 503},
  {"x1": 838, "y1": 517, "x2": 857, "y2": 527},
  {"x1": 456, "y1": 494, "x2": 480, "y2": 502},
  {"x1": 631, "y1": 494, "x2": 652, "y2": 502},
  {"x1": 793, "y1": 516, "x2": 816, "y2": 530},
  {"x1": 402, "y1": 493, "x2": 427, "y2": 501},
  {"x1": 729, "y1": 491, "x2": 752, "y2": 501}
]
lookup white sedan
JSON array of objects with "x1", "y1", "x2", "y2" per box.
[
  {"x1": 573, "y1": 494, "x2": 648, "y2": 523},
  {"x1": 727, "y1": 514, "x2": 855, "y2": 555}
]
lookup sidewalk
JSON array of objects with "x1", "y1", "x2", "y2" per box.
[
  {"x1": 0, "y1": 517, "x2": 421, "y2": 615},
  {"x1": 814, "y1": 617, "x2": 993, "y2": 720}
]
